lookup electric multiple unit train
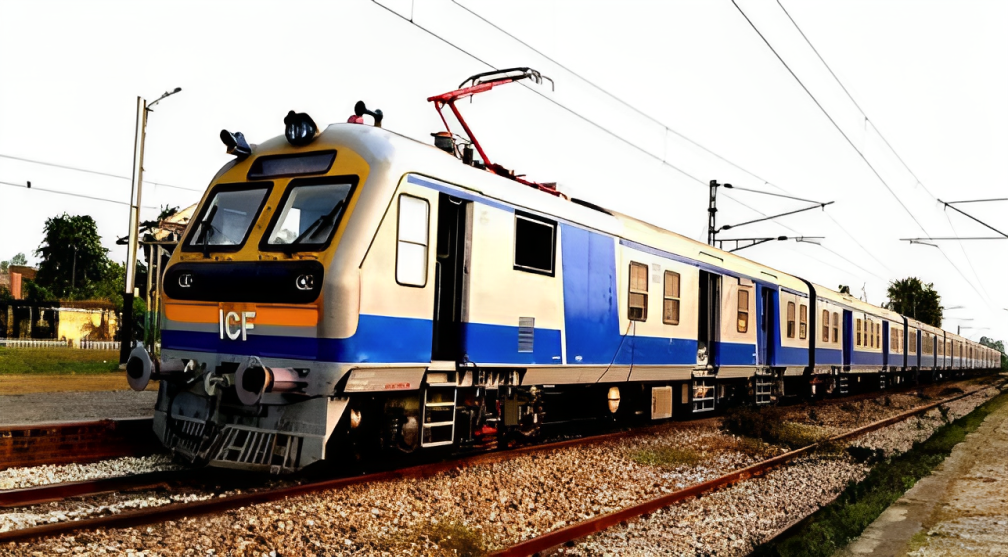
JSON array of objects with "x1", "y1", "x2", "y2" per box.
[{"x1": 126, "y1": 72, "x2": 1000, "y2": 473}]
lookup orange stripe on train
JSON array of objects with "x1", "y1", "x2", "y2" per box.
[{"x1": 164, "y1": 302, "x2": 319, "y2": 327}]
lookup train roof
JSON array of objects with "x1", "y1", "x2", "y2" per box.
[{"x1": 326, "y1": 123, "x2": 810, "y2": 293}]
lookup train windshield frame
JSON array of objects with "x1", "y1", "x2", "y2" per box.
[
  {"x1": 183, "y1": 182, "x2": 273, "y2": 253},
  {"x1": 260, "y1": 175, "x2": 359, "y2": 252}
]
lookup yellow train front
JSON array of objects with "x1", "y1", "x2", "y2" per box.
[{"x1": 126, "y1": 110, "x2": 593, "y2": 472}]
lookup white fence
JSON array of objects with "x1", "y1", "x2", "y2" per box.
[{"x1": 0, "y1": 338, "x2": 121, "y2": 350}]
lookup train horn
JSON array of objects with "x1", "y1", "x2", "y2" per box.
[{"x1": 235, "y1": 357, "x2": 306, "y2": 406}]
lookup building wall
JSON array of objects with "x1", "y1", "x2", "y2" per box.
[{"x1": 57, "y1": 308, "x2": 117, "y2": 345}]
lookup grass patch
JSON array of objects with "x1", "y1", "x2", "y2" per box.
[
  {"x1": 632, "y1": 445, "x2": 703, "y2": 468},
  {"x1": 0, "y1": 347, "x2": 119, "y2": 374},
  {"x1": 752, "y1": 391, "x2": 1008, "y2": 557},
  {"x1": 722, "y1": 406, "x2": 831, "y2": 450},
  {"x1": 379, "y1": 519, "x2": 487, "y2": 557}
]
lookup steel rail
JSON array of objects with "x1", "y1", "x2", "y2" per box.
[
  {"x1": 489, "y1": 384, "x2": 997, "y2": 556},
  {"x1": 0, "y1": 469, "x2": 198, "y2": 509},
  {"x1": 0, "y1": 418, "x2": 716, "y2": 544},
  {"x1": 0, "y1": 418, "x2": 159, "y2": 471}
]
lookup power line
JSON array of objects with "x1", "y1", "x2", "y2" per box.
[
  {"x1": 733, "y1": 0, "x2": 992, "y2": 307},
  {"x1": 731, "y1": 0, "x2": 929, "y2": 236},
  {"x1": 0, "y1": 179, "x2": 156, "y2": 209},
  {"x1": 774, "y1": 0, "x2": 996, "y2": 308},
  {"x1": 0, "y1": 153, "x2": 201, "y2": 192},
  {"x1": 372, "y1": 0, "x2": 813, "y2": 239},
  {"x1": 448, "y1": 0, "x2": 896, "y2": 280}
]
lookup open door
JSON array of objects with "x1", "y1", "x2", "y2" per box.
[
  {"x1": 697, "y1": 271, "x2": 721, "y2": 367},
  {"x1": 759, "y1": 286, "x2": 774, "y2": 365},
  {"x1": 431, "y1": 193, "x2": 470, "y2": 362}
]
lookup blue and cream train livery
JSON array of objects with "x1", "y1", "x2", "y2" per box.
[{"x1": 126, "y1": 109, "x2": 1000, "y2": 472}]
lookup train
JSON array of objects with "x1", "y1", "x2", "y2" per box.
[{"x1": 126, "y1": 71, "x2": 1001, "y2": 473}]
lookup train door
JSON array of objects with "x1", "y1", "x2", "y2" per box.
[
  {"x1": 431, "y1": 193, "x2": 471, "y2": 362},
  {"x1": 759, "y1": 286, "x2": 775, "y2": 365},
  {"x1": 697, "y1": 271, "x2": 721, "y2": 367}
]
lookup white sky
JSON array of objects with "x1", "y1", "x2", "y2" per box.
[{"x1": 1, "y1": 0, "x2": 1005, "y2": 341}]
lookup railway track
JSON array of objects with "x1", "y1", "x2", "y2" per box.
[
  {"x1": 488, "y1": 383, "x2": 999, "y2": 556},
  {"x1": 0, "y1": 418, "x2": 159, "y2": 471},
  {"x1": 0, "y1": 378, "x2": 995, "y2": 549},
  {"x1": 0, "y1": 417, "x2": 719, "y2": 543}
]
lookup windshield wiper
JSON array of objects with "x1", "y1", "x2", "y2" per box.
[
  {"x1": 290, "y1": 199, "x2": 346, "y2": 246},
  {"x1": 194, "y1": 205, "x2": 219, "y2": 256}
]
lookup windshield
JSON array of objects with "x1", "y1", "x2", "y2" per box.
[
  {"x1": 187, "y1": 185, "x2": 270, "y2": 251},
  {"x1": 264, "y1": 180, "x2": 354, "y2": 249}
]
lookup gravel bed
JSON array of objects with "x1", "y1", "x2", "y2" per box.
[
  {"x1": 564, "y1": 456, "x2": 869, "y2": 556},
  {"x1": 0, "y1": 455, "x2": 179, "y2": 491},
  {"x1": 2, "y1": 380, "x2": 1000, "y2": 556},
  {"x1": 564, "y1": 385, "x2": 1004, "y2": 556}
]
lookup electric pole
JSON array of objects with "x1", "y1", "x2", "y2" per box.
[{"x1": 120, "y1": 88, "x2": 181, "y2": 364}]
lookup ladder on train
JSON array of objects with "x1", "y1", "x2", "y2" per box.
[
  {"x1": 837, "y1": 375, "x2": 850, "y2": 395},
  {"x1": 421, "y1": 385, "x2": 457, "y2": 447},
  {"x1": 754, "y1": 373, "x2": 774, "y2": 405}
]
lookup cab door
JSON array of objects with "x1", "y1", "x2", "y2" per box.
[{"x1": 431, "y1": 193, "x2": 471, "y2": 362}]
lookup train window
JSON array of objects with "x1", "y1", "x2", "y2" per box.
[
  {"x1": 876, "y1": 324, "x2": 881, "y2": 347},
  {"x1": 822, "y1": 310, "x2": 829, "y2": 342},
  {"x1": 186, "y1": 183, "x2": 271, "y2": 251},
  {"x1": 662, "y1": 270, "x2": 680, "y2": 325},
  {"x1": 737, "y1": 289, "x2": 749, "y2": 333},
  {"x1": 856, "y1": 319, "x2": 862, "y2": 346},
  {"x1": 264, "y1": 180, "x2": 355, "y2": 250},
  {"x1": 395, "y1": 194, "x2": 430, "y2": 287},
  {"x1": 628, "y1": 262, "x2": 648, "y2": 321},
  {"x1": 786, "y1": 302, "x2": 795, "y2": 338},
  {"x1": 832, "y1": 312, "x2": 839, "y2": 343},
  {"x1": 799, "y1": 304, "x2": 807, "y2": 339},
  {"x1": 909, "y1": 331, "x2": 916, "y2": 354},
  {"x1": 513, "y1": 213, "x2": 556, "y2": 275}
]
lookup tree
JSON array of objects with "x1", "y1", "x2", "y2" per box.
[
  {"x1": 838, "y1": 285, "x2": 851, "y2": 295},
  {"x1": 884, "y1": 277, "x2": 943, "y2": 327},
  {"x1": 157, "y1": 204, "x2": 179, "y2": 222},
  {"x1": 34, "y1": 214, "x2": 112, "y2": 300},
  {"x1": 979, "y1": 336, "x2": 1007, "y2": 370},
  {"x1": 1, "y1": 252, "x2": 27, "y2": 273}
]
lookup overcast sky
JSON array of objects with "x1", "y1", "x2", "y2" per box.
[{"x1": 1, "y1": 0, "x2": 1005, "y2": 341}]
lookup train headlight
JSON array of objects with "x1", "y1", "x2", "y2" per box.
[{"x1": 284, "y1": 111, "x2": 318, "y2": 146}]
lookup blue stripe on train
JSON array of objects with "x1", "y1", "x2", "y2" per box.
[
  {"x1": 162, "y1": 315, "x2": 565, "y2": 364},
  {"x1": 162, "y1": 314, "x2": 432, "y2": 362},
  {"x1": 851, "y1": 350, "x2": 884, "y2": 366},
  {"x1": 462, "y1": 322, "x2": 562, "y2": 365},
  {"x1": 815, "y1": 347, "x2": 843, "y2": 365}
]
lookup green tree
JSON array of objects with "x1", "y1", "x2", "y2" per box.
[
  {"x1": 883, "y1": 277, "x2": 943, "y2": 327},
  {"x1": 157, "y1": 204, "x2": 179, "y2": 221},
  {"x1": 979, "y1": 336, "x2": 1007, "y2": 370},
  {"x1": 1, "y1": 252, "x2": 27, "y2": 273},
  {"x1": 34, "y1": 214, "x2": 113, "y2": 299}
]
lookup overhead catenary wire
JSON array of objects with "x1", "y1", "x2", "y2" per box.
[
  {"x1": 370, "y1": 0, "x2": 812, "y2": 232},
  {"x1": 447, "y1": 0, "x2": 897, "y2": 277},
  {"x1": 732, "y1": 0, "x2": 992, "y2": 307},
  {"x1": 0, "y1": 153, "x2": 201, "y2": 192},
  {"x1": 773, "y1": 0, "x2": 998, "y2": 309},
  {"x1": 0, "y1": 179, "x2": 156, "y2": 209}
]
